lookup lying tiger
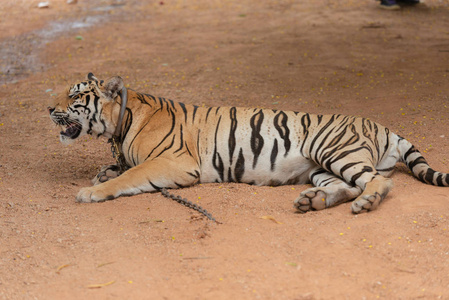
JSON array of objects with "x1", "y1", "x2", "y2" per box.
[{"x1": 48, "y1": 73, "x2": 449, "y2": 214}]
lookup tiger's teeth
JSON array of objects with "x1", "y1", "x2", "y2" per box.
[{"x1": 60, "y1": 122, "x2": 82, "y2": 138}]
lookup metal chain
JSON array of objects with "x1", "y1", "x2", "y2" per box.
[
  {"x1": 108, "y1": 136, "x2": 129, "y2": 174},
  {"x1": 161, "y1": 188, "x2": 221, "y2": 224}
]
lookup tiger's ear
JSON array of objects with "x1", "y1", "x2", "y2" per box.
[
  {"x1": 102, "y1": 76, "x2": 124, "y2": 101},
  {"x1": 87, "y1": 72, "x2": 99, "y2": 83}
]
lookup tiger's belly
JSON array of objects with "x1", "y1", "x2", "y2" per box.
[{"x1": 199, "y1": 153, "x2": 317, "y2": 186}]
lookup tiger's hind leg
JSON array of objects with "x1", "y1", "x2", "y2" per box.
[{"x1": 294, "y1": 168, "x2": 362, "y2": 213}]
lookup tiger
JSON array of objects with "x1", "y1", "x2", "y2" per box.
[{"x1": 48, "y1": 73, "x2": 449, "y2": 214}]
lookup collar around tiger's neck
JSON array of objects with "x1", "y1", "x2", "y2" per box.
[
  {"x1": 108, "y1": 87, "x2": 129, "y2": 174},
  {"x1": 114, "y1": 87, "x2": 128, "y2": 138}
]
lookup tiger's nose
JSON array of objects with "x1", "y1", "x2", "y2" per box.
[{"x1": 47, "y1": 106, "x2": 55, "y2": 114}]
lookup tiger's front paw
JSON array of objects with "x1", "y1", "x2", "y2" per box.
[
  {"x1": 76, "y1": 186, "x2": 116, "y2": 203},
  {"x1": 91, "y1": 165, "x2": 121, "y2": 185}
]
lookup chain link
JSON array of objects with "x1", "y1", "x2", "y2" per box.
[{"x1": 161, "y1": 188, "x2": 221, "y2": 224}]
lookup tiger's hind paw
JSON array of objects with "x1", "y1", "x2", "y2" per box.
[
  {"x1": 294, "y1": 189, "x2": 327, "y2": 213},
  {"x1": 351, "y1": 193, "x2": 382, "y2": 214}
]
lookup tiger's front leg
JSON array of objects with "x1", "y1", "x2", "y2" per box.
[{"x1": 76, "y1": 157, "x2": 200, "y2": 203}]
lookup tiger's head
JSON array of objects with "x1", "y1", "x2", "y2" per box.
[{"x1": 48, "y1": 73, "x2": 124, "y2": 144}]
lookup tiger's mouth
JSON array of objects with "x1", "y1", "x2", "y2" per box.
[{"x1": 60, "y1": 122, "x2": 82, "y2": 139}]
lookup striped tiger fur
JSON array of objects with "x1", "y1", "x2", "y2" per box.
[{"x1": 48, "y1": 74, "x2": 449, "y2": 214}]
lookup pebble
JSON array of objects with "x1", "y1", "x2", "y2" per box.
[{"x1": 38, "y1": 2, "x2": 50, "y2": 8}]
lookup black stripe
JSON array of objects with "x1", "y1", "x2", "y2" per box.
[
  {"x1": 197, "y1": 129, "x2": 202, "y2": 166},
  {"x1": 309, "y1": 115, "x2": 336, "y2": 161},
  {"x1": 168, "y1": 99, "x2": 177, "y2": 112},
  {"x1": 174, "y1": 124, "x2": 184, "y2": 154},
  {"x1": 158, "y1": 97, "x2": 164, "y2": 111},
  {"x1": 373, "y1": 123, "x2": 380, "y2": 162},
  {"x1": 84, "y1": 94, "x2": 91, "y2": 106},
  {"x1": 205, "y1": 107, "x2": 213, "y2": 122},
  {"x1": 212, "y1": 116, "x2": 224, "y2": 181},
  {"x1": 376, "y1": 166, "x2": 395, "y2": 172},
  {"x1": 367, "y1": 118, "x2": 372, "y2": 131},
  {"x1": 418, "y1": 171, "x2": 425, "y2": 183},
  {"x1": 176, "y1": 150, "x2": 188, "y2": 157},
  {"x1": 301, "y1": 113, "x2": 311, "y2": 134},
  {"x1": 314, "y1": 126, "x2": 342, "y2": 163},
  {"x1": 178, "y1": 102, "x2": 188, "y2": 123},
  {"x1": 174, "y1": 182, "x2": 186, "y2": 188},
  {"x1": 146, "y1": 93, "x2": 157, "y2": 102},
  {"x1": 136, "y1": 93, "x2": 152, "y2": 106},
  {"x1": 192, "y1": 105, "x2": 199, "y2": 123},
  {"x1": 73, "y1": 104, "x2": 91, "y2": 115},
  {"x1": 334, "y1": 116, "x2": 350, "y2": 132},
  {"x1": 362, "y1": 119, "x2": 370, "y2": 139},
  {"x1": 403, "y1": 146, "x2": 419, "y2": 162},
  {"x1": 184, "y1": 141, "x2": 194, "y2": 158},
  {"x1": 300, "y1": 113, "x2": 311, "y2": 155},
  {"x1": 310, "y1": 168, "x2": 327, "y2": 183},
  {"x1": 339, "y1": 161, "x2": 363, "y2": 177},
  {"x1": 228, "y1": 107, "x2": 237, "y2": 165},
  {"x1": 320, "y1": 128, "x2": 348, "y2": 159},
  {"x1": 135, "y1": 93, "x2": 146, "y2": 104},
  {"x1": 187, "y1": 171, "x2": 200, "y2": 179},
  {"x1": 99, "y1": 117, "x2": 106, "y2": 137},
  {"x1": 227, "y1": 168, "x2": 234, "y2": 182},
  {"x1": 436, "y1": 173, "x2": 444, "y2": 186},
  {"x1": 93, "y1": 94, "x2": 99, "y2": 115},
  {"x1": 407, "y1": 156, "x2": 427, "y2": 171},
  {"x1": 270, "y1": 139, "x2": 278, "y2": 171},
  {"x1": 424, "y1": 169, "x2": 436, "y2": 184},
  {"x1": 149, "y1": 182, "x2": 162, "y2": 190},
  {"x1": 273, "y1": 111, "x2": 291, "y2": 157},
  {"x1": 154, "y1": 134, "x2": 176, "y2": 158},
  {"x1": 120, "y1": 108, "x2": 133, "y2": 164},
  {"x1": 350, "y1": 166, "x2": 374, "y2": 185},
  {"x1": 324, "y1": 146, "x2": 366, "y2": 173},
  {"x1": 250, "y1": 110, "x2": 265, "y2": 168},
  {"x1": 380, "y1": 127, "x2": 390, "y2": 161},
  {"x1": 121, "y1": 108, "x2": 133, "y2": 141},
  {"x1": 320, "y1": 177, "x2": 335, "y2": 186},
  {"x1": 234, "y1": 148, "x2": 245, "y2": 182},
  {"x1": 87, "y1": 121, "x2": 93, "y2": 135}
]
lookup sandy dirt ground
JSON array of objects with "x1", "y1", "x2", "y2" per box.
[{"x1": 1, "y1": 0, "x2": 449, "y2": 299}]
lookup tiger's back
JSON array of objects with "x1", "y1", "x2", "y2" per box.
[{"x1": 128, "y1": 97, "x2": 397, "y2": 186}]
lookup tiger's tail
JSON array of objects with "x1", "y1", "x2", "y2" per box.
[{"x1": 398, "y1": 138, "x2": 449, "y2": 186}]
